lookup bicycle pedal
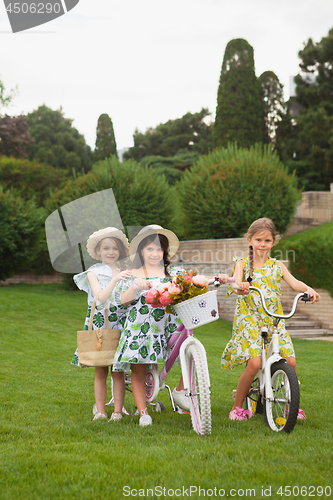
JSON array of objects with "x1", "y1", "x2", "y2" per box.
[{"x1": 177, "y1": 406, "x2": 190, "y2": 414}]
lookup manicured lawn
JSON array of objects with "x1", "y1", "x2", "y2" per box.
[{"x1": 0, "y1": 285, "x2": 332, "y2": 500}]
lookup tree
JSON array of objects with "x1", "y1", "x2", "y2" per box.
[
  {"x1": 0, "y1": 114, "x2": 32, "y2": 158},
  {"x1": 258, "y1": 71, "x2": 286, "y2": 143},
  {"x1": 0, "y1": 187, "x2": 47, "y2": 281},
  {"x1": 124, "y1": 108, "x2": 212, "y2": 162},
  {"x1": 0, "y1": 78, "x2": 16, "y2": 112},
  {"x1": 94, "y1": 113, "x2": 118, "y2": 162},
  {"x1": 177, "y1": 144, "x2": 299, "y2": 240},
  {"x1": 0, "y1": 156, "x2": 69, "y2": 206},
  {"x1": 213, "y1": 39, "x2": 266, "y2": 149},
  {"x1": 276, "y1": 28, "x2": 333, "y2": 190},
  {"x1": 27, "y1": 105, "x2": 92, "y2": 174}
]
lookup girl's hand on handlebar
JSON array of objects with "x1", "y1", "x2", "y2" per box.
[
  {"x1": 306, "y1": 287, "x2": 320, "y2": 304},
  {"x1": 218, "y1": 273, "x2": 229, "y2": 284},
  {"x1": 235, "y1": 281, "x2": 250, "y2": 295}
]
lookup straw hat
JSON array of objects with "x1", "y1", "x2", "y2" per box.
[
  {"x1": 130, "y1": 224, "x2": 179, "y2": 259},
  {"x1": 86, "y1": 227, "x2": 129, "y2": 259}
]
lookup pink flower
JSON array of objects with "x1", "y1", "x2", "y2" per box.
[
  {"x1": 145, "y1": 288, "x2": 159, "y2": 304},
  {"x1": 159, "y1": 291, "x2": 174, "y2": 306},
  {"x1": 183, "y1": 274, "x2": 192, "y2": 284},
  {"x1": 168, "y1": 282, "x2": 183, "y2": 295},
  {"x1": 192, "y1": 275, "x2": 209, "y2": 287},
  {"x1": 157, "y1": 283, "x2": 170, "y2": 294}
]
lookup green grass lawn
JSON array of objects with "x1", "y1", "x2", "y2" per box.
[{"x1": 0, "y1": 285, "x2": 332, "y2": 500}]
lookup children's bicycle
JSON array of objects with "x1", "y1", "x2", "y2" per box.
[
  {"x1": 142, "y1": 278, "x2": 229, "y2": 435},
  {"x1": 232, "y1": 283, "x2": 311, "y2": 433}
]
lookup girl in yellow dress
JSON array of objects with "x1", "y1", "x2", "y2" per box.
[{"x1": 221, "y1": 218, "x2": 319, "y2": 421}]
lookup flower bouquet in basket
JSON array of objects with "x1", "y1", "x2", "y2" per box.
[{"x1": 145, "y1": 270, "x2": 219, "y2": 329}]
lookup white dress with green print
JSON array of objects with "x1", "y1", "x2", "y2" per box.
[
  {"x1": 71, "y1": 263, "x2": 127, "y2": 367},
  {"x1": 221, "y1": 257, "x2": 295, "y2": 370},
  {"x1": 112, "y1": 266, "x2": 183, "y2": 371}
]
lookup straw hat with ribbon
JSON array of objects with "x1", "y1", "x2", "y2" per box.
[
  {"x1": 129, "y1": 225, "x2": 179, "y2": 260},
  {"x1": 86, "y1": 227, "x2": 129, "y2": 260}
]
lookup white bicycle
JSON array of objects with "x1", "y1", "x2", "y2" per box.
[{"x1": 233, "y1": 283, "x2": 311, "y2": 433}]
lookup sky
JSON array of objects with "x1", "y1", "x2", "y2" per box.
[{"x1": 1, "y1": 0, "x2": 333, "y2": 151}]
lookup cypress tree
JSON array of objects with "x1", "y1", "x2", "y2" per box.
[
  {"x1": 94, "y1": 113, "x2": 118, "y2": 162},
  {"x1": 213, "y1": 39, "x2": 266, "y2": 149}
]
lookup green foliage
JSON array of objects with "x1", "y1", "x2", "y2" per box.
[
  {"x1": 124, "y1": 108, "x2": 212, "y2": 161},
  {"x1": 94, "y1": 113, "x2": 118, "y2": 162},
  {"x1": 45, "y1": 156, "x2": 175, "y2": 229},
  {"x1": 177, "y1": 144, "x2": 300, "y2": 240},
  {"x1": 0, "y1": 188, "x2": 48, "y2": 281},
  {"x1": 272, "y1": 221, "x2": 333, "y2": 297},
  {"x1": 0, "y1": 77, "x2": 16, "y2": 111},
  {"x1": 213, "y1": 39, "x2": 266, "y2": 149},
  {"x1": 27, "y1": 105, "x2": 92, "y2": 174},
  {"x1": 276, "y1": 28, "x2": 333, "y2": 190},
  {"x1": 0, "y1": 115, "x2": 32, "y2": 158},
  {"x1": 0, "y1": 156, "x2": 69, "y2": 206},
  {"x1": 139, "y1": 152, "x2": 199, "y2": 185}
]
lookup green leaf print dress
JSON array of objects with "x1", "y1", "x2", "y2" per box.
[
  {"x1": 71, "y1": 263, "x2": 127, "y2": 367},
  {"x1": 112, "y1": 266, "x2": 183, "y2": 371},
  {"x1": 221, "y1": 257, "x2": 295, "y2": 370}
]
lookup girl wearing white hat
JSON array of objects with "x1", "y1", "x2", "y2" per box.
[
  {"x1": 112, "y1": 225, "x2": 185, "y2": 427},
  {"x1": 71, "y1": 227, "x2": 132, "y2": 421}
]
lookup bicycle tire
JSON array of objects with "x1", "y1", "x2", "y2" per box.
[
  {"x1": 186, "y1": 344, "x2": 211, "y2": 435},
  {"x1": 246, "y1": 377, "x2": 263, "y2": 415},
  {"x1": 145, "y1": 368, "x2": 160, "y2": 404},
  {"x1": 264, "y1": 360, "x2": 299, "y2": 433}
]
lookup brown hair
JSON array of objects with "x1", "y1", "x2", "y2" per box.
[
  {"x1": 95, "y1": 237, "x2": 129, "y2": 271},
  {"x1": 245, "y1": 218, "x2": 278, "y2": 282},
  {"x1": 132, "y1": 234, "x2": 171, "y2": 277}
]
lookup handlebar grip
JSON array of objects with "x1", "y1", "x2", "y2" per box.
[{"x1": 301, "y1": 292, "x2": 311, "y2": 302}]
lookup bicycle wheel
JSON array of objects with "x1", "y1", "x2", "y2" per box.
[
  {"x1": 186, "y1": 344, "x2": 211, "y2": 435},
  {"x1": 264, "y1": 360, "x2": 299, "y2": 433},
  {"x1": 246, "y1": 377, "x2": 263, "y2": 415},
  {"x1": 145, "y1": 368, "x2": 160, "y2": 404}
]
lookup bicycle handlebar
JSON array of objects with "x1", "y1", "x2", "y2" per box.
[{"x1": 231, "y1": 283, "x2": 310, "y2": 319}]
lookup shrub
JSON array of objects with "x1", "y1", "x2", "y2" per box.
[
  {"x1": 177, "y1": 143, "x2": 300, "y2": 239},
  {"x1": 272, "y1": 223, "x2": 333, "y2": 297},
  {"x1": 0, "y1": 156, "x2": 69, "y2": 206},
  {"x1": 45, "y1": 156, "x2": 175, "y2": 229},
  {"x1": 0, "y1": 188, "x2": 50, "y2": 281}
]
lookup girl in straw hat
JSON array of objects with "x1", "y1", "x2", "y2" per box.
[
  {"x1": 71, "y1": 227, "x2": 132, "y2": 421},
  {"x1": 112, "y1": 225, "x2": 185, "y2": 427}
]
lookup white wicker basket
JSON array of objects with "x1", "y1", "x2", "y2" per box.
[{"x1": 173, "y1": 290, "x2": 219, "y2": 330}]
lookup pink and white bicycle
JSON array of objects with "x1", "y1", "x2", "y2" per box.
[{"x1": 142, "y1": 277, "x2": 233, "y2": 435}]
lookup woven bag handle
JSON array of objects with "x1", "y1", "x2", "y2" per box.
[{"x1": 87, "y1": 292, "x2": 110, "y2": 331}]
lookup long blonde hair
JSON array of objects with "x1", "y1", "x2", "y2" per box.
[{"x1": 245, "y1": 218, "x2": 278, "y2": 281}]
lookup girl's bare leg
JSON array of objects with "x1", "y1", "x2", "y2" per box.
[
  {"x1": 111, "y1": 370, "x2": 125, "y2": 414},
  {"x1": 94, "y1": 366, "x2": 108, "y2": 415},
  {"x1": 233, "y1": 357, "x2": 261, "y2": 410},
  {"x1": 286, "y1": 356, "x2": 296, "y2": 373},
  {"x1": 131, "y1": 364, "x2": 148, "y2": 415}
]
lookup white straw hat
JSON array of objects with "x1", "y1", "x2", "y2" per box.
[
  {"x1": 129, "y1": 224, "x2": 179, "y2": 260},
  {"x1": 86, "y1": 227, "x2": 129, "y2": 260}
]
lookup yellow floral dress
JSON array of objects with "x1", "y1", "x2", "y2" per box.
[{"x1": 221, "y1": 257, "x2": 295, "y2": 370}]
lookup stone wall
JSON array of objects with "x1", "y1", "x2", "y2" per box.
[{"x1": 0, "y1": 272, "x2": 63, "y2": 286}]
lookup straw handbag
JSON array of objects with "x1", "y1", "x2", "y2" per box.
[{"x1": 77, "y1": 294, "x2": 120, "y2": 367}]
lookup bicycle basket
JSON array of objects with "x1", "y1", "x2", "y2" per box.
[{"x1": 173, "y1": 290, "x2": 219, "y2": 330}]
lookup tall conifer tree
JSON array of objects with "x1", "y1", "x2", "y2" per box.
[
  {"x1": 94, "y1": 113, "x2": 118, "y2": 162},
  {"x1": 213, "y1": 39, "x2": 266, "y2": 149}
]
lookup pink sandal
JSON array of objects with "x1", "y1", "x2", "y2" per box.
[{"x1": 229, "y1": 407, "x2": 253, "y2": 421}]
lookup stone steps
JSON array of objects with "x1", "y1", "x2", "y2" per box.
[{"x1": 282, "y1": 302, "x2": 333, "y2": 340}]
